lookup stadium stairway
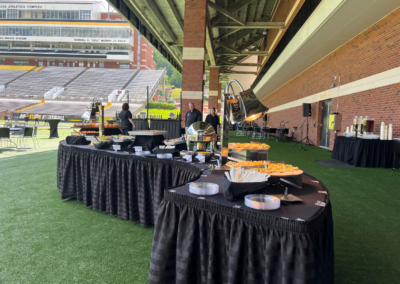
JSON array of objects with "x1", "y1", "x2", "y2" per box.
[
  {"x1": 121, "y1": 70, "x2": 140, "y2": 90},
  {"x1": 34, "y1": 66, "x2": 45, "y2": 72},
  {"x1": 3, "y1": 67, "x2": 35, "y2": 87},
  {"x1": 104, "y1": 102, "x2": 112, "y2": 110},
  {"x1": 15, "y1": 100, "x2": 45, "y2": 113},
  {"x1": 62, "y1": 68, "x2": 89, "y2": 88}
]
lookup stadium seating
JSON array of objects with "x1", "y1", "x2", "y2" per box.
[
  {"x1": 0, "y1": 70, "x2": 27, "y2": 86},
  {"x1": 0, "y1": 67, "x2": 86, "y2": 99},
  {"x1": 59, "y1": 68, "x2": 137, "y2": 101},
  {"x1": 123, "y1": 70, "x2": 165, "y2": 102},
  {"x1": 27, "y1": 101, "x2": 92, "y2": 116},
  {"x1": 104, "y1": 103, "x2": 142, "y2": 116},
  {"x1": 0, "y1": 99, "x2": 39, "y2": 112}
]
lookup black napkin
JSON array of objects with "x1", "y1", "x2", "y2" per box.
[
  {"x1": 66, "y1": 136, "x2": 90, "y2": 145},
  {"x1": 221, "y1": 177, "x2": 268, "y2": 202}
]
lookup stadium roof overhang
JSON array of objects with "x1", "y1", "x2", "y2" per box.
[{"x1": 106, "y1": 0, "x2": 302, "y2": 76}]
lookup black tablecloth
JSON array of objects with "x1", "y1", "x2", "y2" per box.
[
  {"x1": 132, "y1": 135, "x2": 165, "y2": 151},
  {"x1": 150, "y1": 119, "x2": 181, "y2": 140},
  {"x1": 48, "y1": 119, "x2": 60, "y2": 138},
  {"x1": 332, "y1": 136, "x2": 394, "y2": 167},
  {"x1": 57, "y1": 142, "x2": 201, "y2": 226},
  {"x1": 149, "y1": 174, "x2": 334, "y2": 284}
]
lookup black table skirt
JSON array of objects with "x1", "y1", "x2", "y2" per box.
[
  {"x1": 332, "y1": 136, "x2": 393, "y2": 167},
  {"x1": 57, "y1": 142, "x2": 201, "y2": 226},
  {"x1": 149, "y1": 174, "x2": 334, "y2": 284},
  {"x1": 132, "y1": 135, "x2": 165, "y2": 151}
]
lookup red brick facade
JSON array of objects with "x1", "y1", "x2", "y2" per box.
[
  {"x1": 261, "y1": 8, "x2": 400, "y2": 150},
  {"x1": 181, "y1": 0, "x2": 208, "y2": 127}
]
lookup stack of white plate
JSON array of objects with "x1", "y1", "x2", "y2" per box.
[
  {"x1": 189, "y1": 182, "x2": 219, "y2": 195},
  {"x1": 135, "y1": 151, "x2": 150, "y2": 156},
  {"x1": 245, "y1": 194, "x2": 280, "y2": 210},
  {"x1": 157, "y1": 153, "x2": 173, "y2": 159},
  {"x1": 343, "y1": 132, "x2": 355, "y2": 137},
  {"x1": 360, "y1": 134, "x2": 380, "y2": 139}
]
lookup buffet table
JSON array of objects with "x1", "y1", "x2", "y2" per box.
[
  {"x1": 332, "y1": 136, "x2": 394, "y2": 167},
  {"x1": 149, "y1": 173, "x2": 334, "y2": 284},
  {"x1": 57, "y1": 141, "x2": 201, "y2": 226}
]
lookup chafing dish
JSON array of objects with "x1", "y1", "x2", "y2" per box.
[{"x1": 185, "y1": 121, "x2": 218, "y2": 151}]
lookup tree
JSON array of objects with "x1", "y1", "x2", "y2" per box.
[{"x1": 153, "y1": 49, "x2": 182, "y2": 88}]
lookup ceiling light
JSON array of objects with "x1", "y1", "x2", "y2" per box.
[{"x1": 263, "y1": 31, "x2": 267, "y2": 35}]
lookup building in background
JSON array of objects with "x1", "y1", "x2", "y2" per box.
[{"x1": 0, "y1": 0, "x2": 155, "y2": 70}]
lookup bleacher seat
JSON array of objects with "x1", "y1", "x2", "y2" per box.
[
  {"x1": 124, "y1": 70, "x2": 165, "y2": 102},
  {"x1": 0, "y1": 67, "x2": 86, "y2": 98},
  {"x1": 0, "y1": 70, "x2": 26, "y2": 85},
  {"x1": 60, "y1": 68, "x2": 137, "y2": 100}
]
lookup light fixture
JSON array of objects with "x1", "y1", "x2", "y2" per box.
[
  {"x1": 263, "y1": 31, "x2": 267, "y2": 35},
  {"x1": 117, "y1": 62, "x2": 119, "y2": 64}
]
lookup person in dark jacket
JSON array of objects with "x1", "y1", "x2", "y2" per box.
[
  {"x1": 205, "y1": 107, "x2": 220, "y2": 134},
  {"x1": 119, "y1": 103, "x2": 135, "y2": 135},
  {"x1": 185, "y1": 102, "x2": 202, "y2": 131}
]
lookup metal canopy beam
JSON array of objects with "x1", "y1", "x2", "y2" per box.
[
  {"x1": 214, "y1": 41, "x2": 241, "y2": 54},
  {"x1": 166, "y1": 0, "x2": 184, "y2": 31},
  {"x1": 208, "y1": 2, "x2": 245, "y2": 26},
  {"x1": 210, "y1": 0, "x2": 253, "y2": 24},
  {"x1": 220, "y1": 71, "x2": 258, "y2": 75},
  {"x1": 236, "y1": 33, "x2": 264, "y2": 51},
  {"x1": 220, "y1": 63, "x2": 261, "y2": 67},
  {"x1": 169, "y1": 39, "x2": 183, "y2": 46},
  {"x1": 217, "y1": 51, "x2": 269, "y2": 56},
  {"x1": 212, "y1": 22, "x2": 285, "y2": 29},
  {"x1": 206, "y1": 11, "x2": 217, "y2": 66},
  {"x1": 214, "y1": 29, "x2": 240, "y2": 42},
  {"x1": 145, "y1": 0, "x2": 177, "y2": 41}
]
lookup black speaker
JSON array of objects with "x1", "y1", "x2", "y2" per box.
[
  {"x1": 302, "y1": 103, "x2": 311, "y2": 117},
  {"x1": 263, "y1": 114, "x2": 268, "y2": 121}
]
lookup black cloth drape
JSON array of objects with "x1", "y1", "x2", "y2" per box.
[
  {"x1": 57, "y1": 141, "x2": 201, "y2": 226},
  {"x1": 150, "y1": 119, "x2": 181, "y2": 140},
  {"x1": 48, "y1": 119, "x2": 60, "y2": 138},
  {"x1": 149, "y1": 174, "x2": 334, "y2": 284},
  {"x1": 132, "y1": 135, "x2": 165, "y2": 151},
  {"x1": 332, "y1": 136, "x2": 393, "y2": 167}
]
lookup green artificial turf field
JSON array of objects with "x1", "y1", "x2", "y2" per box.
[{"x1": 0, "y1": 130, "x2": 399, "y2": 283}]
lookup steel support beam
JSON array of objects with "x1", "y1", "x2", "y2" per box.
[
  {"x1": 208, "y1": 2, "x2": 245, "y2": 26},
  {"x1": 212, "y1": 22, "x2": 285, "y2": 29}
]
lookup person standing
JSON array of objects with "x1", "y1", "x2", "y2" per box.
[
  {"x1": 119, "y1": 103, "x2": 135, "y2": 135},
  {"x1": 205, "y1": 107, "x2": 220, "y2": 134},
  {"x1": 185, "y1": 102, "x2": 202, "y2": 131},
  {"x1": 34, "y1": 113, "x2": 40, "y2": 125},
  {"x1": 24, "y1": 113, "x2": 29, "y2": 125},
  {"x1": 43, "y1": 113, "x2": 48, "y2": 125}
]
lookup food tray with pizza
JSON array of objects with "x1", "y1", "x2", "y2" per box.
[
  {"x1": 164, "y1": 138, "x2": 185, "y2": 145},
  {"x1": 228, "y1": 142, "x2": 270, "y2": 151},
  {"x1": 226, "y1": 161, "x2": 303, "y2": 176}
]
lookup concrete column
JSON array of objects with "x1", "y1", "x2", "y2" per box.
[
  {"x1": 181, "y1": 0, "x2": 207, "y2": 126},
  {"x1": 208, "y1": 66, "x2": 219, "y2": 114}
]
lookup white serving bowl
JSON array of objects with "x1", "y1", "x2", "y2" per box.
[{"x1": 189, "y1": 182, "x2": 219, "y2": 195}]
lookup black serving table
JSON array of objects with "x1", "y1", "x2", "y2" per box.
[
  {"x1": 332, "y1": 136, "x2": 395, "y2": 167},
  {"x1": 57, "y1": 141, "x2": 201, "y2": 226},
  {"x1": 150, "y1": 119, "x2": 181, "y2": 140},
  {"x1": 149, "y1": 173, "x2": 334, "y2": 284},
  {"x1": 48, "y1": 119, "x2": 60, "y2": 138}
]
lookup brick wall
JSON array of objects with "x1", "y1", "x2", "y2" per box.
[{"x1": 262, "y1": 8, "x2": 400, "y2": 150}]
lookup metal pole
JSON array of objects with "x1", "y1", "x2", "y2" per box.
[{"x1": 147, "y1": 86, "x2": 149, "y2": 119}]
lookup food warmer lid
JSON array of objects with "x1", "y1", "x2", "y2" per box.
[{"x1": 187, "y1": 121, "x2": 216, "y2": 136}]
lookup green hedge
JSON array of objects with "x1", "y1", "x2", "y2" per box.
[{"x1": 146, "y1": 100, "x2": 176, "y2": 109}]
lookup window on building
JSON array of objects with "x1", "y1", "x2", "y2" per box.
[
  {"x1": 67, "y1": 62, "x2": 70, "y2": 67},
  {"x1": 87, "y1": 62, "x2": 90, "y2": 67},
  {"x1": 0, "y1": 59, "x2": 4, "y2": 65},
  {"x1": 79, "y1": 10, "x2": 91, "y2": 20},
  {"x1": 99, "y1": 62, "x2": 104, "y2": 68},
  {"x1": 120, "y1": 63, "x2": 129, "y2": 69},
  {"x1": 79, "y1": 62, "x2": 84, "y2": 67},
  {"x1": 38, "y1": 61, "x2": 43, "y2": 66},
  {"x1": 59, "y1": 62, "x2": 64, "y2": 67},
  {"x1": 52, "y1": 61, "x2": 55, "y2": 66},
  {"x1": 0, "y1": 10, "x2": 6, "y2": 19},
  {"x1": 7, "y1": 9, "x2": 19, "y2": 19},
  {"x1": 14, "y1": 60, "x2": 29, "y2": 66}
]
